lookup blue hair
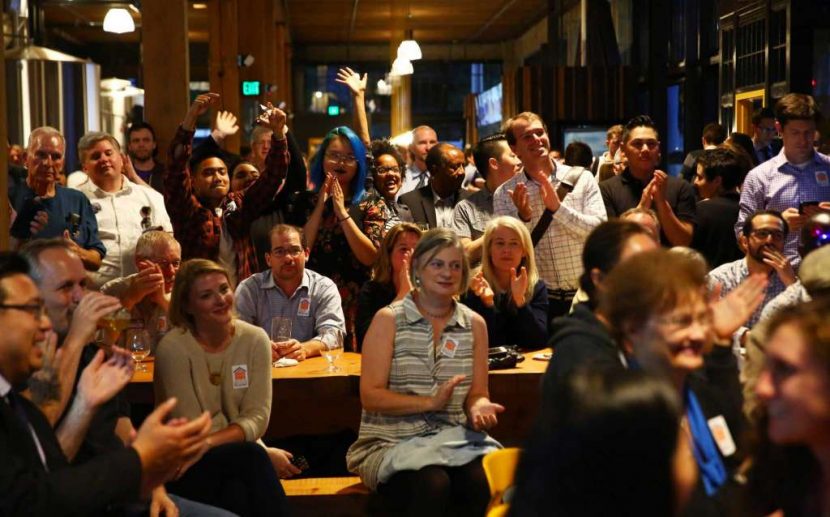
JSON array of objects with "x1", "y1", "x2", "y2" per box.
[{"x1": 309, "y1": 126, "x2": 367, "y2": 207}]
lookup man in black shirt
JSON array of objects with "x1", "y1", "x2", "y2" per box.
[{"x1": 599, "y1": 115, "x2": 696, "y2": 246}]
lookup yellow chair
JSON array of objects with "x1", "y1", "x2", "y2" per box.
[{"x1": 482, "y1": 447, "x2": 521, "y2": 517}]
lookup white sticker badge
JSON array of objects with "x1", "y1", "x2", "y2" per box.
[
  {"x1": 816, "y1": 170, "x2": 829, "y2": 187},
  {"x1": 297, "y1": 297, "x2": 311, "y2": 317},
  {"x1": 231, "y1": 364, "x2": 249, "y2": 389},
  {"x1": 440, "y1": 337, "x2": 458, "y2": 358},
  {"x1": 707, "y1": 415, "x2": 736, "y2": 457}
]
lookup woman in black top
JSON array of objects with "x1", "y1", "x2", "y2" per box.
[
  {"x1": 354, "y1": 223, "x2": 422, "y2": 350},
  {"x1": 462, "y1": 216, "x2": 547, "y2": 349}
]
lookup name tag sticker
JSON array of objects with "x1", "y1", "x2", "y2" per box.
[
  {"x1": 232, "y1": 364, "x2": 249, "y2": 389},
  {"x1": 440, "y1": 337, "x2": 458, "y2": 358},
  {"x1": 707, "y1": 415, "x2": 736, "y2": 457},
  {"x1": 816, "y1": 170, "x2": 829, "y2": 186},
  {"x1": 297, "y1": 297, "x2": 311, "y2": 317}
]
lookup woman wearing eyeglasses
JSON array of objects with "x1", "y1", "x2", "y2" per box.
[
  {"x1": 290, "y1": 126, "x2": 375, "y2": 350},
  {"x1": 351, "y1": 140, "x2": 405, "y2": 247}
]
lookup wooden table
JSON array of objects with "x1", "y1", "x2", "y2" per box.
[{"x1": 126, "y1": 349, "x2": 550, "y2": 445}]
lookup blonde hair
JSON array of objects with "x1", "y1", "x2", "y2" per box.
[
  {"x1": 480, "y1": 216, "x2": 540, "y2": 300},
  {"x1": 372, "y1": 223, "x2": 422, "y2": 285},
  {"x1": 168, "y1": 259, "x2": 231, "y2": 333},
  {"x1": 502, "y1": 112, "x2": 547, "y2": 146},
  {"x1": 410, "y1": 228, "x2": 470, "y2": 297}
]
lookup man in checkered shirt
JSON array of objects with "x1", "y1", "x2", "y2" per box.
[
  {"x1": 736, "y1": 93, "x2": 830, "y2": 269},
  {"x1": 494, "y1": 112, "x2": 607, "y2": 320}
]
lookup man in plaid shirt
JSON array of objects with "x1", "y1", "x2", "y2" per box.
[{"x1": 165, "y1": 93, "x2": 289, "y2": 286}]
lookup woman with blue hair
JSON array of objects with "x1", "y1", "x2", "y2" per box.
[{"x1": 294, "y1": 125, "x2": 376, "y2": 350}]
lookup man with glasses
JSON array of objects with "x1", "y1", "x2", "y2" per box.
[
  {"x1": 737, "y1": 93, "x2": 830, "y2": 269},
  {"x1": 751, "y1": 107, "x2": 779, "y2": 164},
  {"x1": 73, "y1": 131, "x2": 173, "y2": 288},
  {"x1": 398, "y1": 143, "x2": 470, "y2": 230},
  {"x1": 709, "y1": 211, "x2": 795, "y2": 335},
  {"x1": 100, "y1": 230, "x2": 181, "y2": 351},
  {"x1": 235, "y1": 224, "x2": 345, "y2": 362},
  {"x1": 599, "y1": 115, "x2": 697, "y2": 246}
]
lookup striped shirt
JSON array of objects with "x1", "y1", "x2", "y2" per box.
[
  {"x1": 493, "y1": 166, "x2": 607, "y2": 290},
  {"x1": 737, "y1": 149, "x2": 830, "y2": 268},
  {"x1": 346, "y1": 294, "x2": 476, "y2": 489}
]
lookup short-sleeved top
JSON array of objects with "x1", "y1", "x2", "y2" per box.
[
  {"x1": 707, "y1": 258, "x2": 788, "y2": 328},
  {"x1": 234, "y1": 268, "x2": 345, "y2": 342},
  {"x1": 346, "y1": 294, "x2": 477, "y2": 489},
  {"x1": 599, "y1": 168, "x2": 697, "y2": 245},
  {"x1": 154, "y1": 320, "x2": 272, "y2": 441},
  {"x1": 451, "y1": 186, "x2": 495, "y2": 240},
  {"x1": 8, "y1": 182, "x2": 105, "y2": 256},
  {"x1": 736, "y1": 149, "x2": 830, "y2": 268}
]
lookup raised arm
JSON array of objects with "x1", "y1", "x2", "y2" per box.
[
  {"x1": 360, "y1": 307, "x2": 466, "y2": 415},
  {"x1": 336, "y1": 67, "x2": 370, "y2": 146}
]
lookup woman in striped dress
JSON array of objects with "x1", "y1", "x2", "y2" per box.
[{"x1": 346, "y1": 228, "x2": 503, "y2": 516}]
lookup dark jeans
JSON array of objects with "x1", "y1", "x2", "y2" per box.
[
  {"x1": 374, "y1": 457, "x2": 489, "y2": 517},
  {"x1": 547, "y1": 288, "x2": 576, "y2": 326},
  {"x1": 167, "y1": 441, "x2": 288, "y2": 517}
]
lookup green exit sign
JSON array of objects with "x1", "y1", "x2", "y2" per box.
[
  {"x1": 327, "y1": 105, "x2": 340, "y2": 116},
  {"x1": 241, "y1": 81, "x2": 261, "y2": 96}
]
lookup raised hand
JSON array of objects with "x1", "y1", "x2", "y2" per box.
[
  {"x1": 335, "y1": 67, "x2": 367, "y2": 96},
  {"x1": 468, "y1": 397, "x2": 505, "y2": 431},
  {"x1": 651, "y1": 170, "x2": 668, "y2": 203},
  {"x1": 316, "y1": 174, "x2": 335, "y2": 208},
  {"x1": 394, "y1": 256, "x2": 414, "y2": 301},
  {"x1": 761, "y1": 247, "x2": 796, "y2": 286},
  {"x1": 470, "y1": 271, "x2": 495, "y2": 307},
  {"x1": 183, "y1": 92, "x2": 220, "y2": 130},
  {"x1": 123, "y1": 264, "x2": 165, "y2": 309},
  {"x1": 76, "y1": 348, "x2": 134, "y2": 410},
  {"x1": 430, "y1": 374, "x2": 466, "y2": 411},
  {"x1": 710, "y1": 274, "x2": 768, "y2": 339},
  {"x1": 329, "y1": 173, "x2": 348, "y2": 218},
  {"x1": 214, "y1": 110, "x2": 239, "y2": 139},
  {"x1": 638, "y1": 178, "x2": 656, "y2": 210},
  {"x1": 508, "y1": 183, "x2": 532, "y2": 221},
  {"x1": 538, "y1": 179, "x2": 560, "y2": 213},
  {"x1": 510, "y1": 266, "x2": 529, "y2": 307},
  {"x1": 257, "y1": 102, "x2": 287, "y2": 137}
]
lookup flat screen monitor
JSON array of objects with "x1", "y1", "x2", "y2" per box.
[
  {"x1": 476, "y1": 83, "x2": 503, "y2": 128},
  {"x1": 562, "y1": 127, "x2": 608, "y2": 159}
]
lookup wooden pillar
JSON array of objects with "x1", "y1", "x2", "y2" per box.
[
  {"x1": 142, "y1": 0, "x2": 189, "y2": 163},
  {"x1": 208, "y1": 0, "x2": 240, "y2": 153},
  {"x1": 0, "y1": 38, "x2": 8, "y2": 250},
  {"x1": 238, "y1": 0, "x2": 277, "y2": 97},
  {"x1": 390, "y1": 26, "x2": 412, "y2": 137},
  {"x1": 274, "y1": 1, "x2": 293, "y2": 111}
]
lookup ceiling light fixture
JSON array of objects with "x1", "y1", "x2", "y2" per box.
[
  {"x1": 102, "y1": 8, "x2": 135, "y2": 34},
  {"x1": 390, "y1": 57, "x2": 413, "y2": 77},
  {"x1": 397, "y1": 37, "x2": 422, "y2": 61}
]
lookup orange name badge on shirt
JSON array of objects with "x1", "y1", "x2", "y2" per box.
[
  {"x1": 707, "y1": 415, "x2": 736, "y2": 457},
  {"x1": 232, "y1": 365, "x2": 249, "y2": 389},
  {"x1": 297, "y1": 297, "x2": 311, "y2": 317},
  {"x1": 440, "y1": 337, "x2": 458, "y2": 358},
  {"x1": 816, "y1": 170, "x2": 829, "y2": 187}
]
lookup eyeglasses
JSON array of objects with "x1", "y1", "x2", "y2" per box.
[
  {"x1": 271, "y1": 246, "x2": 304, "y2": 258},
  {"x1": 325, "y1": 153, "x2": 357, "y2": 166},
  {"x1": 0, "y1": 301, "x2": 47, "y2": 319},
  {"x1": 657, "y1": 310, "x2": 712, "y2": 331},
  {"x1": 628, "y1": 139, "x2": 660, "y2": 150},
  {"x1": 750, "y1": 229, "x2": 786, "y2": 241},
  {"x1": 375, "y1": 166, "x2": 401, "y2": 175},
  {"x1": 152, "y1": 259, "x2": 182, "y2": 270}
]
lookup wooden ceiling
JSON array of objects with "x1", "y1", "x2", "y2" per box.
[{"x1": 36, "y1": 0, "x2": 548, "y2": 46}]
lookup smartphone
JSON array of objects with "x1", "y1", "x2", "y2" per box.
[
  {"x1": 799, "y1": 201, "x2": 820, "y2": 214},
  {"x1": 10, "y1": 198, "x2": 44, "y2": 238}
]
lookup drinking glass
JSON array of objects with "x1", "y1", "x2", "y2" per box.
[
  {"x1": 127, "y1": 328, "x2": 150, "y2": 372},
  {"x1": 98, "y1": 308, "x2": 132, "y2": 347},
  {"x1": 321, "y1": 328, "x2": 344, "y2": 373},
  {"x1": 270, "y1": 317, "x2": 293, "y2": 366}
]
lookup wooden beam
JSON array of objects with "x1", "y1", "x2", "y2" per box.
[
  {"x1": 142, "y1": 0, "x2": 189, "y2": 164},
  {"x1": 0, "y1": 37, "x2": 8, "y2": 251},
  {"x1": 208, "y1": 0, "x2": 241, "y2": 153}
]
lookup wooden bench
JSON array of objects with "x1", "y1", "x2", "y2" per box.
[{"x1": 282, "y1": 476, "x2": 370, "y2": 516}]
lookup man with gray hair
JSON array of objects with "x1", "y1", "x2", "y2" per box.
[
  {"x1": 398, "y1": 125, "x2": 438, "y2": 198},
  {"x1": 9, "y1": 126, "x2": 105, "y2": 271},
  {"x1": 249, "y1": 125, "x2": 274, "y2": 173},
  {"x1": 101, "y1": 230, "x2": 181, "y2": 351},
  {"x1": 72, "y1": 131, "x2": 172, "y2": 288}
]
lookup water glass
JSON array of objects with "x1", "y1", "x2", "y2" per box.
[
  {"x1": 127, "y1": 328, "x2": 150, "y2": 372},
  {"x1": 321, "y1": 328, "x2": 344, "y2": 373}
]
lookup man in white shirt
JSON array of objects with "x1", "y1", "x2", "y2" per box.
[
  {"x1": 398, "y1": 125, "x2": 438, "y2": 198},
  {"x1": 494, "y1": 112, "x2": 607, "y2": 319},
  {"x1": 72, "y1": 132, "x2": 172, "y2": 288}
]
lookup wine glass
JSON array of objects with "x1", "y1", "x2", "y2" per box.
[
  {"x1": 98, "y1": 307, "x2": 132, "y2": 348},
  {"x1": 126, "y1": 329, "x2": 150, "y2": 372},
  {"x1": 270, "y1": 317, "x2": 293, "y2": 366},
  {"x1": 321, "y1": 328, "x2": 344, "y2": 373}
]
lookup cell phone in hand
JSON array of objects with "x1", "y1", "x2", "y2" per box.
[{"x1": 291, "y1": 455, "x2": 310, "y2": 471}]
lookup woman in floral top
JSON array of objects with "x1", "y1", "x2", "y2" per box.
[
  {"x1": 350, "y1": 140, "x2": 405, "y2": 248},
  {"x1": 291, "y1": 126, "x2": 375, "y2": 350}
]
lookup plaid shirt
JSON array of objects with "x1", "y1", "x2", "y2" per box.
[{"x1": 165, "y1": 127, "x2": 289, "y2": 283}]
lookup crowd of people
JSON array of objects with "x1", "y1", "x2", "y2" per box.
[{"x1": 2, "y1": 63, "x2": 830, "y2": 516}]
